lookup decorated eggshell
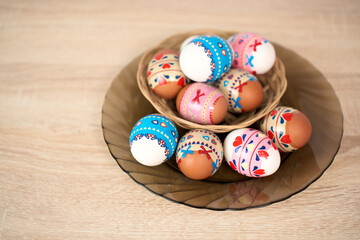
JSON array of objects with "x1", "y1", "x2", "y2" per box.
[
  {"x1": 147, "y1": 49, "x2": 190, "y2": 99},
  {"x1": 259, "y1": 106, "x2": 312, "y2": 152},
  {"x1": 179, "y1": 35, "x2": 233, "y2": 82},
  {"x1": 176, "y1": 129, "x2": 223, "y2": 180},
  {"x1": 216, "y1": 69, "x2": 263, "y2": 113},
  {"x1": 180, "y1": 35, "x2": 200, "y2": 52},
  {"x1": 228, "y1": 33, "x2": 276, "y2": 75},
  {"x1": 224, "y1": 128, "x2": 281, "y2": 177},
  {"x1": 176, "y1": 83, "x2": 227, "y2": 125},
  {"x1": 129, "y1": 114, "x2": 178, "y2": 166}
]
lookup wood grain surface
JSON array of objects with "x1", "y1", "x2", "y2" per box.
[{"x1": 0, "y1": 0, "x2": 359, "y2": 239}]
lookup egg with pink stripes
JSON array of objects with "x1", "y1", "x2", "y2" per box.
[
  {"x1": 228, "y1": 32, "x2": 276, "y2": 75},
  {"x1": 224, "y1": 128, "x2": 281, "y2": 178},
  {"x1": 176, "y1": 83, "x2": 227, "y2": 125}
]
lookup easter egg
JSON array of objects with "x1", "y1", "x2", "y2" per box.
[
  {"x1": 259, "y1": 106, "x2": 312, "y2": 152},
  {"x1": 179, "y1": 35, "x2": 199, "y2": 52},
  {"x1": 147, "y1": 49, "x2": 190, "y2": 99},
  {"x1": 228, "y1": 32, "x2": 276, "y2": 75},
  {"x1": 176, "y1": 129, "x2": 223, "y2": 180},
  {"x1": 176, "y1": 83, "x2": 227, "y2": 125},
  {"x1": 216, "y1": 69, "x2": 263, "y2": 113},
  {"x1": 224, "y1": 128, "x2": 281, "y2": 177},
  {"x1": 129, "y1": 114, "x2": 178, "y2": 166},
  {"x1": 179, "y1": 35, "x2": 233, "y2": 82}
]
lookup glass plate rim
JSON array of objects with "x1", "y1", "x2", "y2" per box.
[
  {"x1": 101, "y1": 122, "x2": 343, "y2": 211},
  {"x1": 101, "y1": 51, "x2": 344, "y2": 210}
]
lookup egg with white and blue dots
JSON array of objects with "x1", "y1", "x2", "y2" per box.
[
  {"x1": 179, "y1": 35, "x2": 233, "y2": 83},
  {"x1": 129, "y1": 114, "x2": 178, "y2": 166},
  {"x1": 215, "y1": 69, "x2": 264, "y2": 114}
]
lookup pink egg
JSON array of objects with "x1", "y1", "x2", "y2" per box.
[
  {"x1": 224, "y1": 128, "x2": 281, "y2": 177},
  {"x1": 228, "y1": 33, "x2": 276, "y2": 75},
  {"x1": 176, "y1": 83, "x2": 227, "y2": 125}
]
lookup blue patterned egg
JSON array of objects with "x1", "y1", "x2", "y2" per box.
[
  {"x1": 180, "y1": 35, "x2": 199, "y2": 52},
  {"x1": 129, "y1": 114, "x2": 178, "y2": 166},
  {"x1": 180, "y1": 35, "x2": 233, "y2": 83}
]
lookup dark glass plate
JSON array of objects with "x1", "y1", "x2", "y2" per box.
[{"x1": 102, "y1": 42, "x2": 343, "y2": 210}]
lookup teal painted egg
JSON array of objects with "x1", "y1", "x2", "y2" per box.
[{"x1": 129, "y1": 114, "x2": 178, "y2": 166}]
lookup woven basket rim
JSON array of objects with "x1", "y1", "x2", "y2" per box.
[{"x1": 136, "y1": 30, "x2": 287, "y2": 133}]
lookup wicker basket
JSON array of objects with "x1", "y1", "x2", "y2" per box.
[{"x1": 137, "y1": 29, "x2": 287, "y2": 133}]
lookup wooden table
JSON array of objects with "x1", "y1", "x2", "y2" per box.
[{"x1": 0, "y1": 0, "x2": 359, "y2": 239}]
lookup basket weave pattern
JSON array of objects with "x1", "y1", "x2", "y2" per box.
[{"x1": 137, "y1": 30, "x2": 287, "y2": 133}]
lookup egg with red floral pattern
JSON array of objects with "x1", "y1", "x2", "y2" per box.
[
  {"x1": 147, "y1": 49, "x2": 190, "y2": 99},
  {"x1": 224, "y1": 128, "x2": 281, "y2": 178},
  {"x1": 259, "y1": 106, "x2": 312, "y2": 152}
]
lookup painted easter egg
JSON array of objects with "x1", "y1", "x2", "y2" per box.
[
  {"x1": 176, "y1": 83, "x2": 227, "y2": 125},
  {"x1": 224, "y1": 128, "x2": 281, "y2": 177},
  {"x1": 176, "y1": 129, "x2": 223, "y2": 180},
  {"x1": 216, "y1": 69, "x2": 263, "y2": 113},
  {"x1": 259, "y1": 106, "x2": 312, "y2": 152},
  {"x1": 179, "y1": 35, "x2": 200, "y2": 52},
  {"x1": 228, "y1": 32, "x2": 276, "y2": 75},
  {"x1": 129, "y1": 114, "x2": 178, "y2": 166},
  {"x1": 147, "y1": 49, "x2": 190, "y2": 99},
  {"x1": 180, "y1": 35, "x2": 233, "y2": 82}
]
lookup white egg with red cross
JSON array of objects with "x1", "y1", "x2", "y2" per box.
[{"x1": 228, "y1": 32, "x2": 276, "y2": 75}]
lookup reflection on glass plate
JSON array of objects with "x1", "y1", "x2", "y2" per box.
[{"x1": 102, "y1": 32, "x2": 343, "y2": 210}]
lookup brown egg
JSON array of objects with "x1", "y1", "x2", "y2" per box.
[
  {"x1": 216, "y1": 69, "x2": 263, "y2": 113},
  {"x1": 238, "y1": 80, "x2": 263, "y2": 112},
  {"x1": 286, "y1": 111, "x2": 312, "y2": 149},
  {"x1": 147, "y1": 49, "x2": 190, "y2": 99},
  {"x1": 152, "y1": 82, "x2": 178, "y2": 99},
  {"x1": 176, "y1": 83, "x2": 227, "y2": 125},
  {"x1": 176, "y1": 129, "x2": 223, "y2": 180},
  {"x1": 260, "y1": 106, "x2": 312, "y2": 152},
  {"x1": 176, "y1": 84, "x2": 190, "y2": 112},
  {"x1": 178, "y1": 151, "x2": 214, "y2": 180}
]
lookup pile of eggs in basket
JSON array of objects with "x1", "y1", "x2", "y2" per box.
[{"x1": 129, "y1": 33, "x2": 312, "y2": 180}]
